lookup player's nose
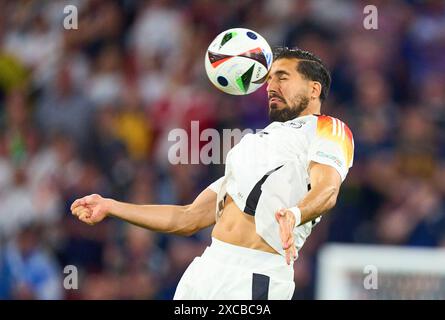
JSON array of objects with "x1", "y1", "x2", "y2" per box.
[
  {"x1": 266, "y1": 77, "x2": 279, "y2": 94},
  {"x1": 267, "y1": 84, "x2": 280, "y2": 100}
]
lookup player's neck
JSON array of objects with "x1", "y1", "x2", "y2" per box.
[{"x1": 300, "y1": 102, "x2": 321, "y2": 117}]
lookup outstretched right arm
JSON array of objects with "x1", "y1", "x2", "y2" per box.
[{"x1": 70, "y1": 188, "x2": 217, "y2": 236}]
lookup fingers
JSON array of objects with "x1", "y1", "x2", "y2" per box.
[
  {"x1": 72, "y1": 205, "x2": 86, "y2": 217},
  {"x1": 72, "y1": 206, "x2": 90, "y2": 218},
  {"x1": 275, "y1": 209, "x2": 293, "y2": 250},
  {"x1": 71, "y1": 205, "x2": 96, "y2": 225},
  {"x1": 70, "y1": 194, "x2": 100, "y2": 211},
  {"x1": 277, "y1": 217, "x2": 288, "y2": 248},
  {"x1": 284, "y1": 242, "x2": 297, "y2": 265},
  {"x1": 285, "y1": 245, "x2": 297, "y2": 265},
  {"x1": 70, "y1": 199, "x2": 84, "y2": 211},
  {"x1": 71, "y1": 198, "x2": 89, "y2": 211},
  {"x1": 276, "y1": 208, "x2": 297, "y2": 265},
  {"x1": 79, "y1": 209, "x2": 91, "y2": 220},
  {"x1": 80, "y1": 215, "x2": 94, "y2": 226},
  {"x1": 70, "y1": 194, "x2": 105, "y2": 227}
]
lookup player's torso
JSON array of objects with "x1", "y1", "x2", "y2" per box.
[
  {"x1": 225, "y1": 115, "x2": 316, "y2": 204},
  {"x1": 212, "y1": 115, "x2": 317, "y2": 253}
]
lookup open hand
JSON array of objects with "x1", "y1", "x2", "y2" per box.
[{"x1": 275, "y1": 208, "x2": 297, "y2": 265}]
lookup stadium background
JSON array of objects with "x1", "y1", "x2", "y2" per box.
[{"x1": 0, "y1": 0, "x2": 444, "y2": 299}]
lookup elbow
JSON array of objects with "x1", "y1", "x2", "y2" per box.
[
  {"x1": 180, "y1": 228, "x2": 198, "y2": 237},
  {"x1": 327, "y1": 197, "x2": 337, "y2": 211},
  {"x1": 179, "y1": 224, "x2": 201, "y2": 237},
  {"x1": 177, "y1": 204, "x2": 199, "y2": 237},
  {"x1": 325, "y1": 186, "x2": 339, "y2": 211},
  {"x1": 179, "y1": 220, "x2": 199, "y2": 237}
]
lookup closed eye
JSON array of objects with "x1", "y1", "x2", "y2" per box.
[{"x1": 267, "y1": 70, "x2": 290, "y2": 83}]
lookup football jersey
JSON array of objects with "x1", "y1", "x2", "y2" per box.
[{"x1": 208, "y1": 114, "x2": 354, "y2": 258}]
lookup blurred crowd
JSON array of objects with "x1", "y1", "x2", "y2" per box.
[{"x1": 0, "y1": 0, "x2": 444, "y2": 299}]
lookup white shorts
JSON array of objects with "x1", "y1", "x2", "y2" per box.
[{"x1": 173, "y1": 237, "x2": 295, "y2": 300}]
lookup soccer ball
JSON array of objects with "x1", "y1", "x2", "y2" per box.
[{"x1": 204, "y1": 28, "x2": 273, "y2": 95}]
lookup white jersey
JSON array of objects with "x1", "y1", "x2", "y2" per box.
[{"x1": 208, "y1": 114, "x2": 354, "y2": 258}]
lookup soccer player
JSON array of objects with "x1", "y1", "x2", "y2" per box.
[{"x1": 71, "y1": 47, "x2": 354, "y2": 300}]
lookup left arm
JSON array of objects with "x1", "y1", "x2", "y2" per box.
[
  {"x1": 296, "y1": 161, "x2": 341, "y2": 225},
  {"x1": 275, "y1": 162, "x2": 342, "y2": 264}
]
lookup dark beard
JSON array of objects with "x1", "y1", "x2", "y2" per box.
[{"x1": 268, "y1": 96, "x2": 310, "y2": 122}]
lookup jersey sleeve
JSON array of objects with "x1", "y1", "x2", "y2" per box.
[
  {"x1": 308, "y1": 115, "x2": 354, "y2": 181},
  {"x1": 207, "y1": 176, "x2": 225, "y2": 193}
]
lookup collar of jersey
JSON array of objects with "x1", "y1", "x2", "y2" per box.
[{"x1": 288, "y1": 114, "x2": 320, "y2": 121}]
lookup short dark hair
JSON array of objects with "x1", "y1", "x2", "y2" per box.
[{"x1": 273, "y1": 47, "x2": 331, "y2": 103}]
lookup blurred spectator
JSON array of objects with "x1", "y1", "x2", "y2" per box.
[
  {"x1": 130, "y1": 0, "x2": 186, "y2": 71},
  {"x1": 87, "y1": 45, "x2": 125, "y2": 106},
  {"x1": 349, "y1": 71, "x2": 399, "y2": 160},
  {"x1": 114, "y1": 87, "x2": 152, "y2": 161},
  {"x1": 35, "y1": 63, "x2": 93, "y2": 152},
  {"x1": 0, "y1": 222, "x2": 62, "y2": 299}
]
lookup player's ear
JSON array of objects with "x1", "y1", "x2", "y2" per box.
[{"x1": 310, "y1": 81, "x2": 322, "y2": 101}]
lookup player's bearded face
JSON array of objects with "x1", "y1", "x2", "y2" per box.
[
  {"x1": 268, "y1": 92, "x2": 310, "y2": 122},
  {"x1": 267, "y1": 59, "x2": 312, "y2": 122}
]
